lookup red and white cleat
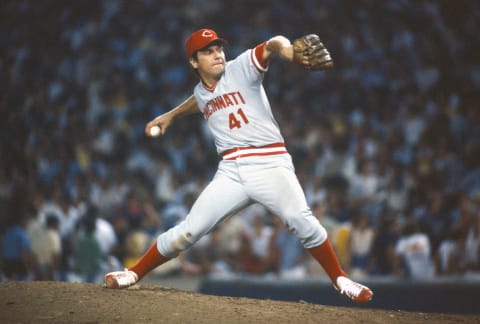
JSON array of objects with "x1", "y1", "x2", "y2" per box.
[
  {"x1": 335, "y1": 276, "x2": 373, "y2": 304},
  {"x1": 104, "y1": 269, "x2": 138, "y2": 289}
]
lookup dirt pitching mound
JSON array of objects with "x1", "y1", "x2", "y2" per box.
[{"x1": 0, "y1": 281, "x2": 477, "y2": 323}]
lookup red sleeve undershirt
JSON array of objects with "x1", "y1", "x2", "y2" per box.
[{"x1": 253, "y1": 42, "x2": 269, "y2": 70}]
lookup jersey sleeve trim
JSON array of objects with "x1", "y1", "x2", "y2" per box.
[{"x1": 250, "y1": 42, "x2": 268, "y2": 72}]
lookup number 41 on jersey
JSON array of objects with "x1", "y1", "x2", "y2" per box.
[{"x1": 229, "y1": 108, "x2": 249, "y2": 129}]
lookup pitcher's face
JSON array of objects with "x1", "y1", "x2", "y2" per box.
[{"x1": 190, "y1": 44, "x2": 226, "y2": 80}]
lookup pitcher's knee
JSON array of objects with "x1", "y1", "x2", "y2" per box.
[
  {"x1": 287, "y1": 215, "x2": 327, "y2": 248},
  {"x1": 157, "y1": 227, "x2": 201, "y2": 258},
  {"x1": 302, "y1": 224, "x2": 327, "y2": 249}
]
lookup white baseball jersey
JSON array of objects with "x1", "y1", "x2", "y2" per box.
[{"x1": 193, "y1": 43, "x2": 283, "y2": 154}]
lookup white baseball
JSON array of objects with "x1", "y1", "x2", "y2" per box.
[{"x1": 150, "y1": 125, "x2": 161, "y2": 136}]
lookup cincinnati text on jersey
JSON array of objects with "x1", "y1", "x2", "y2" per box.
[{"x1": 203, "y1": 91, "x2": 246, "y2": 120}]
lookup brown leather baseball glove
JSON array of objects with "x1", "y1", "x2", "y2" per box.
[{"x1": 292, "y1": 34, "x2": 333, "y2": 70}]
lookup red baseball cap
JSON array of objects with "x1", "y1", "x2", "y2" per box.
[{"x1": 185, "y1": 29, "x2": 226, "y2": 58}]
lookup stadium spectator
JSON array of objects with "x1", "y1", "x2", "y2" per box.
[
  {"x1": 348, "y1": 212, "x2": 375, "y2": 278},
  {"x1": 394, "y1": 220, "x2": 435, "y2": 279},
  {"x1": 72, "y1": 213, "x2": 105, "y2": 283},
  {"x1": 1, "y1": 213, "x2": 36, "y2": 281},
  {"x1": 369, "y1": 216, "x2": 399, "y2": 276},
  {"x1": 30, "y1": 213, "x2": 62, "y2": 281}
]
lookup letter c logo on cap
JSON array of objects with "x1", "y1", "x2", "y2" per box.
[{"x1": 202, "y1": 30, "x2": 214, "y2": 38}]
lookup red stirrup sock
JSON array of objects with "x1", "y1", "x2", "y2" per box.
[
  {"x1": 307, "y1": 239, "x2": 347, "y2": 283},
  {"x1": 129, "y1": 241, "x2": 169, "y2": 280}
]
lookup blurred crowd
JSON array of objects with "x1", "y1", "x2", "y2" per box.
[{"x1": 1, "y1": 0, "x2": 480, "y2": 283}]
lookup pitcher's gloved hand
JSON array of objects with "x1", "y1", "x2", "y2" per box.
[{"x1": 292, "y1": 34, "x2": 333, "y2": 70}]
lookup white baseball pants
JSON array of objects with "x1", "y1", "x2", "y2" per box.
[{"x1": 156, "y1": 154, "x2": 327, "y2": 258}]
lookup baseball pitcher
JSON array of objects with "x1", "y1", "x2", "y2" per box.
[{"x1": 104, "y1": 29, "x2": 373, "y2": 304}]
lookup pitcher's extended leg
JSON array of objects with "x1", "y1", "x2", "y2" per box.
[
  {"x1": 245, "y1": 162, "x2": 372, "y2": 303},
  {"x1": 104, "y1": 171, "x2": 251, "y2": 288}
]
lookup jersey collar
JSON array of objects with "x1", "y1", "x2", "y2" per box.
[{"x1": 201, "y1": 78, "x2": 218, "y2": 92}]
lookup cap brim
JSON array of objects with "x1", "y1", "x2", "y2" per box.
[{"x1": 199, "y1": 38, "x2": 227, "y2": 51}]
